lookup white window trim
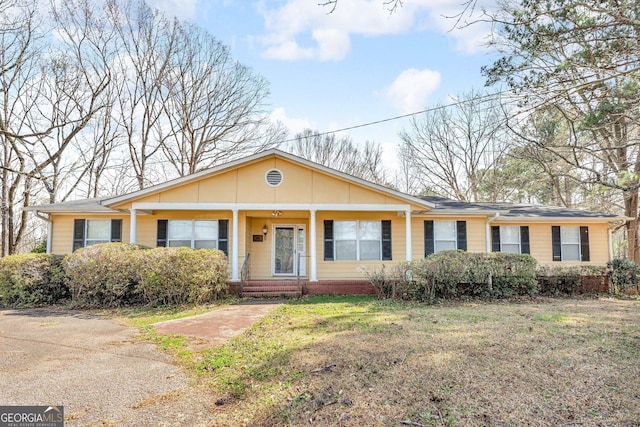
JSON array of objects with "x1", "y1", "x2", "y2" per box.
[
  {"x1": 434, "y1": 220, "x2": 457, "y2": 253},
  {"x1": 560, "y1": 226, "x2": 581, "y2": 262},
  {"x1": 334, "y1": 220, "x2": 382, "y2": 261},
  {"x1": 85, "y1": 219, "x2": 111, "y2": 247},
  {"x1": 500, "y1": 225, "x2": 521, "y2": 254},
  {"x1": 167, "y1": 219, "x2": 219, "y2": 249}
]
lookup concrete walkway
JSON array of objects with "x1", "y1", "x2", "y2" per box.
[{"x1": 153, "y1": 300, "x2": 282, "y2": 350}]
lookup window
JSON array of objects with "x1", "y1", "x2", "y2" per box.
[
  {"x1": 85, "y1": 220, "x2": 111, "y2": 246},
  {"x1": 560, "y1": 226, "x2": 580, "y2": 261},
  {"x1": 73, "y1": 219, "x2": 122, "y2": 251},
  {"x1": 500, "y1": 226, "x2": 520, "y2": 253},
  {"x1": 323, "y1": 220, "x2": 392, "y2": 261},
  {"x1": 552, "y1": 226, "x2": 590, "y2": 262},
  {"x1": 334, "y1": 220, "x2": 381, "y2": 260},
  {"x1": 167, "y1": 220, "x2": 218, "y2": 249},
  {"x1": 491, "y1": 225, "x2": 530, "y2": 254},
  {"x1": 424, "y1": 220, "x2": 467, "y2": 256},
  {"x1": 434, "y1": 220, "x2": 457, "y2": 252}
]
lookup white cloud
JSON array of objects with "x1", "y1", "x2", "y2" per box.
[
  {"x1": 258, "y1": 0, "x2": 416, "y2": 61},
  {"x1": 257, "y1": 0, "x2": 494, "y2": 61},
  {"x1": 270, "y1": 107, "x2": 314, "y2": 135},
  {"x1": 384, "y1": 68, "x2": 441, "y2": 113},
  {"x1": 147, "y1": 0, "x2": 197, "y2": 21}
]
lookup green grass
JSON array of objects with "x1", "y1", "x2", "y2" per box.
[{"x1": 148, "y1": 296, "x2": 640, "y2": 426}]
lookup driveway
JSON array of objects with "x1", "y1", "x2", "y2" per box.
[{"x1": 0, "y1": 308, "x2": 231, "y2": 426}]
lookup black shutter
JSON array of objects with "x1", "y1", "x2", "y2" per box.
[
  {"x1": 218, "y1": 219, "x2": 229, "y2": 256},
  {"x1": 520, "y1": 226, "x2": 530, "y2": 254},
  {"x1": 110, "y1": 219, "x2": 122, "y2": 243},
  {"x1": 456, "y1": 221, "x2": 467, "y2": 251},
  {"x1": 381, "y1": 220, "x2": 392, "y2": 260},
  {"x1": 73, "y1": 219, "x2": 85, "y2": 251},
  {"x1": 491, "y1": 226, "x2": 501, "y2": 252},
  {"x1": 157, "y1": 220, "x2": 168, "y2": 247},
  {"x1": 580, "y1": 226, "x2": 590, "y2": 262},
  {"x1": 424, "y1": 220, "x2": 434, "y2": 257},
  {"x1": 324, "y1": 220, "x2": 334, "y2": 261},
  {"x1": 551, "y1": 226, "x2": 562, "y2": 261}
]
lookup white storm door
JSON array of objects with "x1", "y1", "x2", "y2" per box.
[{"x1": 273, "y1": 225, "x2": 306, "y2": 276}]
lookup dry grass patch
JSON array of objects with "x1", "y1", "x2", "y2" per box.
[{"x1": 197, "y1": 296, "x2": 639, "y2": 426}]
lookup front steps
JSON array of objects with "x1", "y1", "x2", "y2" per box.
[{"x1": 241, "y1": 280, "x2": 302, "y2": 298}]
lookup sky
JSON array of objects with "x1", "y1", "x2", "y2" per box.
[{"x1": 147, "y1": 0, "x2": 497, "y2": 169}]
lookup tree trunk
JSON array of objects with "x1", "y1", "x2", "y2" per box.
[{"x1": 624, "y1": 190, "x2": 639, "y2": 262}]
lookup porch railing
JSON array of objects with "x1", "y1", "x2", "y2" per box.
[{"x1": 240, "y1": 253, "x2": 250, "y2": 297}]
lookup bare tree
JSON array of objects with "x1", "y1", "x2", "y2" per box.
[
  {"x1": 0, "y1": 0, "x2": 111, "y2": 255},
  {"x1": 287, "y1": 129, "x2": 387, "y2": 184},
  {"x1": 400, "y1": 91, "x2": 508, "y2": 202},
  {"x1": 160, "y1": 22, "x2": 274, "y2": 176},
  {"x1": 107, "y1": 0, "x2": 176, "y2": 190}
]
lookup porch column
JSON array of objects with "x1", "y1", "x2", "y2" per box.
[
  {"x1": 309, "y1": 209, "x2": 318, "y2": 281},
  {"x1": 405, "y1": 208, "x2": 412, "y2": 260},
  {"x1": 231, "y1": 208, "x2": 239, "y2": 281},
  {"x1": 129, "y1": 208, "x2": 137, "y2": 244}
]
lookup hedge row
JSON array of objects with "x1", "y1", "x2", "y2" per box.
[
  {"x1": 0, "y1": 254, "x2": 67, "y2": 307},
  {"x1": 367, "y1": 250, "x2": 613, "y2": 302},
  {"x1": 0, "y1": 243, "x2": 229, "y2": 308}
]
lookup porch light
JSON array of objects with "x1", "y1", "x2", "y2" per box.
[{"x1": 262, "y1": 225, "x2": 268, "y2": 236}]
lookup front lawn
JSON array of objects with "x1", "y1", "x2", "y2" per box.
[{"x1": 171, "y1": 296, "x2": 640, "y2": 426}]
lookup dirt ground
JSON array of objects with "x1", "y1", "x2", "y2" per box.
[{"x1": 0, "y1": 308, "x2": 216, "y2": 426}]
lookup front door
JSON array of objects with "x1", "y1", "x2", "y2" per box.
[{"x1": 273, "y1": 225, "x2": 306, "y2": 276}]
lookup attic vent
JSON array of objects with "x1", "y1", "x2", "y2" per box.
[{"x1": 265, "y1": 169, "x2": 283, "y2": 187}]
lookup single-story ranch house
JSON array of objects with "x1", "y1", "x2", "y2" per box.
[{"x1": 28, "y1": 149, "x2": 626, "y2": 295}]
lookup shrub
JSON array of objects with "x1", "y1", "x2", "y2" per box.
[
  {"x1": 364, "y1": 262, "x2": 417, "y2": 300},
  {"x1": 489, "y1": 253, "x2": 538, "y2": 298},
  {"x1": 137, "y1": 247, "x2": 229, "y2": 306},
  {"x1": 64, "y1": 243, "x2": 144, "y2": 307},
  {"x1": 0, "y1": 254, "x2": 67, "y2": 307},
  {"x1": 608, "y1": 258, "x2": 640, "y2": 294},
  {"x1": 536, "y1": 265, "x2": 582, "y2": 296},
  {"x1": 367, "y1": 251, "x2": 538, "y2": 302}
]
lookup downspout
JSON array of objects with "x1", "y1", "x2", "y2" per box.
[
  {"x1": 34, "y1": 210, "x2": 52, "y2": 254},
  {"x1": 485, "y1": 212, "x2": 500, "y2": 252},
  {"x1": 608, "y1": 227, "x2": 614, "y2": 262}
]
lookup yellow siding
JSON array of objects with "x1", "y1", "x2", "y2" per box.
[
  {"x1": 50, "y1": 214, "x2": 130, "y2": 254},
  {"x1": 314, "y1": 212, "x2": 404, "y2": 280},
  {"x1": 198, "y1": 170, "x2": 238, "y2": 203},
  {"x1": 50, "y1": 210, "x2": 613, "y2": 282},
  {"x1": 48, "y1": 153, "x2": 614, "y2": 281},
  {"x1": 134, "y1": 211, "x2": 231, "y2": 249},
  {"x1": 492, "y1": 221, "x2": 610, "y2": 266},
  {"x1": 312, "y1": 173, "x2": 350, "y2": 203},
  {"x1": 111, "y1": 154, "x2": 420, "y2": 209},
  {"x1": 410, "y1": 216, "x2": 487, "y2": 258},
  {"x1": 158, "y1": 184, "x2": 198, "y2": 203}
]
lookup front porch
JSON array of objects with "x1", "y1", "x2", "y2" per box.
[{"x1": 128, "y1": 202, "x2": 415, "y2": 283}]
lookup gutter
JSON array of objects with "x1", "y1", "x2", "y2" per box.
[
  {"x1": 33, "y1": 210, "x2": 53, "y2": 254},
  {"x1": 486, "y1": 212, "x2": 500, "y2": 252}
]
